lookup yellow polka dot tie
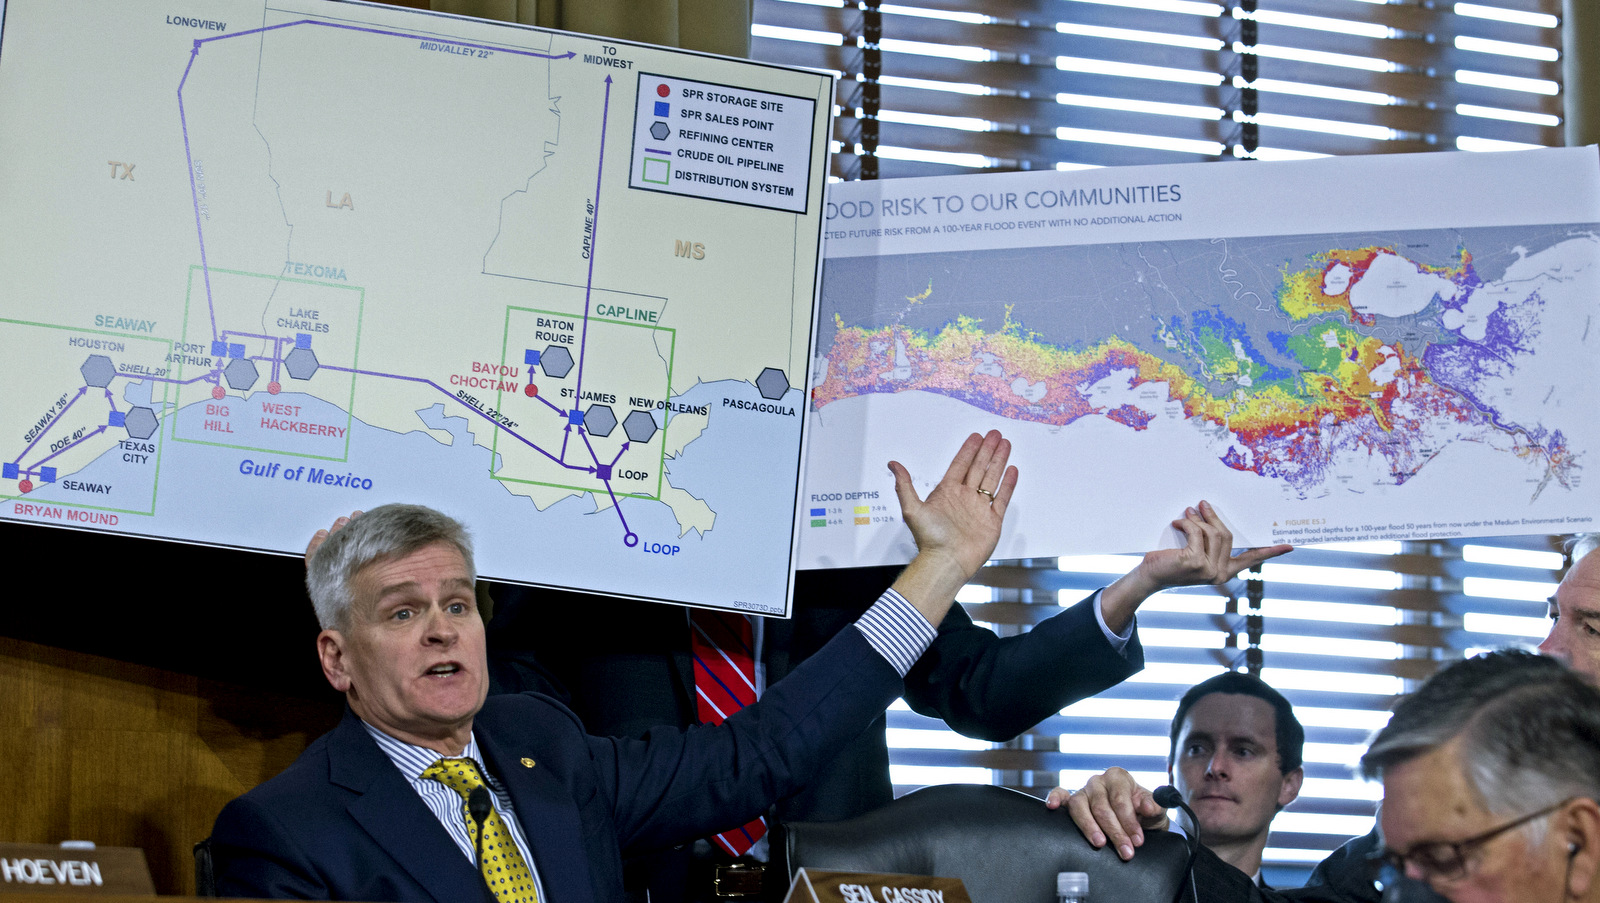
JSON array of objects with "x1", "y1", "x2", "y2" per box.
[{"x1": 421, "y1": 758, "x2": 540, "y2": 903}]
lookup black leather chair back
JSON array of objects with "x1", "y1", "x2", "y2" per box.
[
  {"x1": 193, "y1": 837, "x2": 216, "y2": 898},
  {"x1": 785, "y1": 784, "x2": 1191, "y2": 903}
]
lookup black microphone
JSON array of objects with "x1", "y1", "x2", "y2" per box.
[
  {"x1": 467, "y1": 785, "x2": 493, "y2": 875},
  {"x1": 1153, "y1": 785, "x2": 1201, "y2": 903}
]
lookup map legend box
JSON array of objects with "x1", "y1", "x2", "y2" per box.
[{"x1": 628, "y1": 73, "x2": 816, "y2": 214}]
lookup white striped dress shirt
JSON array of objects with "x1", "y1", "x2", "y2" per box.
[{"x1": 362, "y1": 724, "x2": 549, "y2": 903}]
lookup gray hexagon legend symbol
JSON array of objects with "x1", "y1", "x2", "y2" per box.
[
  {"x1": 623, "y1": 410, "x2": 658, "y2": 444},
  {"x1": 755, "y1": 367, "x2": 790, "y2": 400},
  {"x1": 80, "y1": 355, "x2": 116, "y2": 388},
  {"x1": 650, "y1": 121, "x2": 670, "y2": 141},
  {"x1": 224, "y1": 357, "x2": 260, "y2": 391},
  {"x1": 583, "y1": 404, "x2": 617, "y2": 437},
  {"x1": 541, "y1": 345, "x2": 574, "y2": 378},
  {"x1": 284, "y1": 347, "x2": 320, "y2": 380},
  {"x1": 123, "y1": 407, "x2": 159, "y2": 440}
]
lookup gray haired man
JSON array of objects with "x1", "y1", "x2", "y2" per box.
[
  {"x1": 1361, "y1": 650, "x2": 1600, "y2": 903},
  {"x1": 1541, "y1": 533, "x2": 1600, "y2": 682}
]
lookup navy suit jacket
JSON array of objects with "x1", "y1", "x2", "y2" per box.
[
  {"x1": 487, "y1": 566, "x2": 1144, "y2": 825},
  {"x1": 211, "y1": 627, "x2": 900, "y2": 903},
  {"x1": 486, "y1": 569, "x2": 1143, "y2": 902}
]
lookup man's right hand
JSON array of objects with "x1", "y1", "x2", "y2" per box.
[
  {"x1": 304, "y1": 510, "x2": 363, "y2": 566},
  {"x1": 1045, "y1": 767, "x2": 1170, "y2": 861}
]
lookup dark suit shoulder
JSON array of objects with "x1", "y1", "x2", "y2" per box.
[{"x1": 476, "y1": 689, "x2": 594, "y2": 745}]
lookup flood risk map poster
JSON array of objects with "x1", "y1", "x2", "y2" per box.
[
  {"x1": 799, "y1": 148, "x2": 1600, "y2": 568},
  {"x1": 0, "y1": 0, "x2": 831, "y2": 614}
]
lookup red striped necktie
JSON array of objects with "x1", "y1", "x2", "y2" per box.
[{"x1": 688, "y1": 609, "x2": 767, "y2": 856}]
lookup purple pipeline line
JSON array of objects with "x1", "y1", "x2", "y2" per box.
[
  {"x1": 11, "y1": 388, "x2": 88, "y2": 464},
  {"x1": 104, "y1": 389, "x2": 120, "y2": 414},
  {"x1": 197, "y1": 19, "x2": 577, "y2": 61},
  {"x1": 578, "y1": 425, "x2": 602, "y2": 468},
  {"x1": 177, "y1": 44, "x2": 219, "y2": 342},
  {"x1": 609, "y1": 443, "x2": 628, "y2": 468},
  {"x1": 192, "y1": 20, "x2": 304, "y2": 47},
  {"x1": 321, "y1": 365, "x2": 585, "y2": 470},
  {"x1": 122, "y1": 370, "x2": 222, "y2": 386},
  {"x1": 602, "y1": 480, "x2": 632, "y2": 535},
  {"x1": 573, "y1": 74, "x2": 613, "y2": 402},
  {"x1": 559, "y1": 427, "x2": 571, "y2": 463},
  {"x1": 534, "y1": 393, "x2": 565, "y2": 416},
  {"x1": 30, "y1": 426, "x2": 108, "y2": 468}
]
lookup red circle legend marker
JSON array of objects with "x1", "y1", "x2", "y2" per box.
[
  {"x1": 211, "y1": 386, "x2": 226, "y2": 400},
  {"x1": 656, "y1": 83, "x2": 670, "y2": 97},
  {"x1": 268, "y1": 381, "x2": 281, "y2": 395},
  {"x1": 18, "y1": 479, "x2": 32, "y2": 494},
  {"x1": 524, "y1": 384, "x2": 539, "y2": 398}
]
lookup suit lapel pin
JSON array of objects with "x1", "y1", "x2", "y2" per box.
[{"x1": 521, "y1": 757, "x2": 536, "y2": 768}]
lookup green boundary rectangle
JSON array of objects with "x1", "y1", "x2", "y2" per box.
[
  {"x1": 492, "y1": 305, "x2": 676, "y2": 501},
  {"x1": 170, "y1": 265, "x2": 365, "y2": 464},
  {"x1": 0, "y1": 318, "x2": 173, "y2": 516}
]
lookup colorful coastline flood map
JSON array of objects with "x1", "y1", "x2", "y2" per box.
[
  {"x1": 0, "y1": 0, "x2": 831, "y2": 613},
  {"x1": 798, "y1": 149, "x2": 1600, "y2": 567}
]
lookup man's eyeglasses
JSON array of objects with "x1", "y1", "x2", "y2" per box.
[{"x1": 1381, "y1": 798, "x2": 1573, "y2": 882}]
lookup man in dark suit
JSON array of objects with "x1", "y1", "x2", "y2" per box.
[
  {"x1": 212, "y1": 431, "x2": 1020, "y2": 902},
  {"x1": 485, "y1": 499, "x2": 1288, "y2": 901},
  {"x1": 1050, "y1": 672, "x2": 1304, "y2": 884}
]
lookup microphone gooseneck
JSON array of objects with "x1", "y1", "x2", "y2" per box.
[
  {"x1": 1153, "y1": 785, "x2": 1202, "y2": 903},
  {"x1": 467, "y1": 785, "x2": 493, "y2": 874}
]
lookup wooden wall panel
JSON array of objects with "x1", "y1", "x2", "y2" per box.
[{"x1": 0, "y1": 637, "x2": 340, "y2": 895}]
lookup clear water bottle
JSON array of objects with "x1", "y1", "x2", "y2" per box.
[{"x1": 1056, "y1": 871, "x2": 1089, "y2": 903}]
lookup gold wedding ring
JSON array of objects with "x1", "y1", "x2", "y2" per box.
[{"x1": 975, "y1": 487, "x2": 995, "y2": 499}]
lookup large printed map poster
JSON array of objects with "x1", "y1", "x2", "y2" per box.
[
  {"x1": 0, "y1": 0, "x2": 831, "y2": 614},
  {"x1": 799, "y1": 148, "x2": 1600, "y2": 568}
]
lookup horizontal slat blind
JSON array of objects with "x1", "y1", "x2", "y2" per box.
[
  {"x1": 753, "y1": 0, "x2": 1564, "y2": 178},
  {"x1": 753, "y1": 0, "x2": 1573, "y2": 882}
]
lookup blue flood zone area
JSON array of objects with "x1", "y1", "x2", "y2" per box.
[
  {"x1": 1182, "y1": 306, "x2": 1296, "y2": 382},
  {"x1": 21, "y1": 383, "x2": 805, "y2": 613}
]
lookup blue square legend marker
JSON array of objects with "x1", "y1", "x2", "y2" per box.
[
  {"x1": 568, "y1": 409, "x2": 584, "y2": 426},
  {"x1": 211, "y1": 341, "x2": 227, "y2": 357},
  {"x1": 228, "y1": 343, "x2": 246, "y2": 359},
  {"x1": 525, "y1": 348, "x2": 541, "y2": 366},
  {"x1": 108, "y1": 411, "x2": 126, "y2": 427},
  {"x1": 2, "y1": 463, "x2": 17, "y2": 480},
  {"x1": 39, "y1": 467, "x2": 56, "y2": 483},
  {"x1": 654, "y1": 101, "x2": 670, "y2": 117},
  {"x1": 296, "y1": 333, "x2": 312, "y2": 349}
]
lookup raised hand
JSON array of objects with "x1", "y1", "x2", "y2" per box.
[
  {"x1": 887, "y1": 430, "x2": 1019, "y2": 625},
  {"x1": 1100, "y1": 500, "x2": 1292, "y2": 633}
]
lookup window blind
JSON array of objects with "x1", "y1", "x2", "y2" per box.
[
  {"x1": 752, "y1": 0, "x2": 1565, "y2": 178},
  {"x1": 752, "y1": 0, "x2": 1574, "y2": 881}
]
